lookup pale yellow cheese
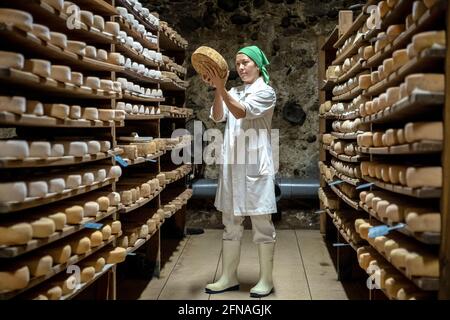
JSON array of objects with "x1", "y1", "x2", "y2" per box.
[
  {"x1": 373, "y1": 132, "x2": 384, "y2": 147},
  {"x1": 0, "y1": 223, "x2": 32, "y2": 246},
  {"x1": 69, "y1": 236, "x2": 91, "y2": 254},
  {"x1": 106, "y1": 247, "x2": 126, "y2": 264},
  {"x1": 31, "y1": 217, "x2": 56, "y2": 238},
  {"x1": 26, "y1": 255, "x2": 53, "y2": 276},
  {"x1": 47, "y1": 244, "x2": 71, "y2": 264},
  {"x1": 405, "y1": 74, "x2": 444, "y2": 95},
  {"x1": 412, "y1": 0, "x2": 427, "y2": 22},
  {"x1": 383, "y1": 58, "x2": 394, "y2": 77},
  {"x1": 405, "y1": 252, "x2": 439, "y2": 277},
  {"x1": 392, "y1": 49, "x2": 408, "y2": 72},
  {"x1": 0, "y1": 266, "x2": 30, "y2": 292},
  {"x1": 406, "y1": 166, "x2": 442, "y2": 188},
  {"x1": 80, "y1": 266, "x2": 96, "y2": 283},
  {"x1": 404, "y1": 122, "x2": 443, "y2": 143},
  {"x1": 405, "y1": 209, "x2": 440, "y2": 233},
  {"x1": 43, "y1": 103, "x2": 70, "y2": 119},
  {"x1": 359, "y1": 74, "x2": 372, "y2": 89},
  {"x1": 48, "y1": 213, "x2": 66, "y2": 231},
  {"x1": 386, "y1": 86, "x2": 401, "y2": 107},
  {"x1": 397, "y1": 129, "x2": 406, "y2": 144}
]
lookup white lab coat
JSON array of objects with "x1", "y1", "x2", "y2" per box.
[{"x1": 210, "y1": 77, "x2": 277, "y2": 216}]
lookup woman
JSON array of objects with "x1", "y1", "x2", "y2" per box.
[{"x1": 201, "y1": 45, "x2": 277, "y2": 298}]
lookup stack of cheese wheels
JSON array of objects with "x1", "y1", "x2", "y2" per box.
[{"x1": 191, "y1": 46, "x2": 228, "y2": 80}]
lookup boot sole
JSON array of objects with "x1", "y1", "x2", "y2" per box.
[
  {"x1": 205, "y1": 284, "x2": 240, "y2": 294},
  {"x1": 250, "y1": 288, "x2": 274, "y2": 298}
]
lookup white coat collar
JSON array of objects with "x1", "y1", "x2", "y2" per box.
[{"x1": 237, "y1": 77, "x2": 265, "y2": 96}]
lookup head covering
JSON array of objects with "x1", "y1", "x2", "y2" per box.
[{"x1": 237, "y1": 45, "x2": 270, "y2": 84}]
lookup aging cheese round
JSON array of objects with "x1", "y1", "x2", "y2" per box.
[{"x1": 191, "y1": 46, "x2": 228, "y2": 80}]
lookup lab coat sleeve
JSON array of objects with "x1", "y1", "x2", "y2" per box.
[
  {"x1": 241, "y1": 88, "x2": 276, "y2": 120},
  {"x1": 209, "y1": 101, "x2": 228, "y2": 123}
]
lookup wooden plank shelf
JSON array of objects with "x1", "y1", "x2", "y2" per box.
[
  {"x1": 361, "y1": 92, "x2": 444, "y2": 124},
  {"x1": 332, "y1": 86, "x2": 363, "y2": 101},
  {"x1": 0, "y1": 111, "x2": 124, "y2": 128},
  {"x1": 326, "y1": 208, "x2": 362, "y2": 251},
  {"x1": 0, "y1": 235, "x2": 118, "y2": 300},
  {"x1": 119, "y1": 187, "x2": 163, "y2": 214},
  {"x1": 70, "y1": 0, "x2": 117, "y2": 16},
  {"x1": 364, "y1": 48, "x2": 446, "y2": 97},
  {"x1": 163, "y1": 171, "x2": 191, "y2": 186},
  {"x1": 325, "y1": 178, "x2": 361, "y2": 211},
  {"x1": 125, "y1": 229, "x2": 159, "y2": 254},
  {"x1": 336, "y1": 60, "x2": 366, "y2": 84},
  {"x1": 160, "y1": 80, "x2": 187, "y2": 92},
  {"x1": 320, "y1": 110, "x2": 360, "y2": 120},
  {"x1": 362, "y1": 176, "x2": 442, "y2": 199},
  {"x1": 0, "y1": 150, "x2": 122, "y2": 169},
  {"x1": 320, "y1": 80, "x2": 336, "y2": 91},
  {"x1": 0, "y1": 206, "x2": 119, "y2": 258},
  {"x1": 0, "y1": 24, "x2": 123, "y2": 73},
  {"x1": 115, "y1": 43, "x2": 161, "y2": 69},
  {"x1": 334, "y1": 12, "x2": 368, "y2": 49},
  {"x1": 0, "y1": 69, "x2": 121, "y2": 100},
  {"x1": 0, "y1": 178, "x2": 118, "y2": 214},
  {"x1": 115, "y1": 0, "x2": 159, "y2": 33},
  {"x1": 333, "y1": 34, "x2": 367, "y2": 66},
  {"x1": 331, "y1": 168, "x2": 363, "y2": 186},
  {"x1": 331, "y1": 131, "x2": 361, "y2": 140},
  {"x1": 359, "y1": 202, "x2": 440, "y2": 245},
  {"x1": 115, "y1": 16, "x2": 158, "y2": 52},
  {"x1": 364, "y1": 0, "x2": 447, "y2": 69},
  {"x1": 329, "y1": 149, "x2": 367, "y2": 163},
  {"x1": 159, "y1": 30, "x2": 187, "y2": 52},
  {"x1": 357, "y1": 141, "x2": 443, "y2": 155},
  {"x1": 123, "y1": 151, "x2": 165, "y2": 166},
  {"x1": 121, "y1": 91, "x2": 165, "y2": 103},
  {"x1": 5, "y1": 0, "x2": 115, "y2": 44},
  {"x1": 118, "y1": 68, "x2": 162, "y2": 85},
  {"x1": 125, "y1": 114, "x2": 163, "y2": 121},
  {"x1": 321, "y1": 27, "x2": 338, "y2": 51}
]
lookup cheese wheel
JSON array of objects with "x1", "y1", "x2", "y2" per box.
[
  {"x1": 29, "y1": 141, "x2": 51, "y2": 158},
  {"x1": 0, "y1": 223, "x2": 33, "y2": 246},
  {"x1": 157, "y1": 173, "x2": 166, "y2": 186},
  {"x1": 89, "y1": 231, "x2": 103, "y2": 247},
  {"x1": 359, "y1": 74, "x2": 371, "y2": 89},
  {"x1": 370, "y1": 71, "x2": 380, "y2": 85},
  {"x1": 397, "y1": 129, "x2": 406, "y2": 144},
  {"x1": 45, "y1": 286, "x2": 62, "y2": 300},
  {"x1": 0, "y1": 9, "x2": 33, "y2": 32},
  {"x1": 121, "y1": 190, "x2": 132, "y2": 205},
  {"x1": 63, "y1": 141, "x2": 88, "y2": 157},
  {"x1": 383, "y1": 58, "x2": 394, "y2": 77},
  {"x1": 0, "y1": 96, "x2": 26, "y2": 114},
  {"x1": 405, "y1": 74, "x2": 445, "y2": 95},
  {"x1": 412, "y1": 0, "x2": 427, "y2": 22},
  {"x1": 406, "y1": 167, "x2": 442, "y2": 188},
  {"x1": 0, "y1": 51, "x2": 25, "y2": 70},
  {"x1": 405, "y1": 209, "x2": 440, "y2": 233},
  {"x1": 61, "y1": 275, "x2": 77, "y2": 295},
  {"x1": 69, "y1": 105, "x2": 81, "y2": 119},
  {"x1": 108, "y1": 166, "x2": 122, "y2": 179},
  {"x1": 97, "y1": 49, "x2": 108, "y2": 62},
  {"x1": 66, "y1": 175, "x2": 82, "y2": 189},
  {"x1": 363, "y1": 46, "x2": 374, "y2": 60},
  {"x1": 384, "y1": 129, "x2": 399, "y2": 146},
  {"x1": 111, "y1": 221, "x2": 121, "y2": 234},
  {"x1": 107, "y1": 192, "x2": 121, "y2": 206},
  {"x1": 48, "y1": 213, "x2": 66, "y2": 230},
  {"x1": 140, "y1": 183, "x2": 151, "y2": 197},
  {"x1": 51, "y1": 65, "x2": 71, "y2": 83},
  {"x1": 106, "y1": 247, "x2": 127, "y2": 264},
  {"x1": 86, "y1": 141, "x2": 100, "y2": 154},
  {"x1": 85, "y1": 77, "x2": 100, "y2": 90},
  {"x1": 119, "y1": 236, "x2": 129, "y2": 248},
  {"x1": 0, "y1": 266, "x2": 30, "y2": 292},
  {"x1": 65, "y1": 206, "x2": 84, "y2": 224},
  {"x1": 25, "y1": 100, "x2": 44, "y2": 116},
  {"x1": 66, "y1": 41, "x2": 86, "y2": 56},
  {"x1": 102, "y1": 225, "x2": 112, "y2": 240},
  {"x1": 82, "y1": 172, "x2": 94, "y2": 186},
  {"x1": 31, "y1": 217, "x2": 56, "y2": 238},
  {"x1": 85, "y1": 46, "x2": 97, "y2": 59},
  {"x1": 99, "y1": 141, "x2": 111, "y2": 152},
  {"x1": 94, "y1": 257, "x2": 106, "y2": 272},
  {"x1": 406, "y1": 14, "x2": 414, "y2": 30},
  {"x1": 80, "y1": 267, "x2": 96, "y2": 283},
  {"x1": 139, "y1": 224, "x2": 149, "y2": 238},
  {"x1": 28, "y1": 181, "x2": 48, "y2": 197},
  {"x1": 32, "y1": 24, "x2": 51, "y2": 41},
  {"x1": 373, "y1": 132, "x2": 384, "y2": 147},
  {"x1": 412, "y1": 31, "x2": 446, "y2": 55},
  {"x1": 386, "y1": 24, "x2": 405, "y2": 39},
  {"x1": 405, "y1": 252, "x2": 438, "y2": 277},
  {"x1": 44, "y1": 104, "x2": 70, "y2": 119},
  {"x1": 82, "y1": 107, "x2": 99, "y2": 120},
  {"x1": 79, "y1": 10, "x2": 94, "y2": 26},
  {"x1": 26, "y1": 255, "x2": 53, "y2": 276},
  {"x1": 407, "y1": 43, "x2": 417, "y2": 59},
  {"x1": 107, "y1": 53, "x2": 124, "y2": 66},
  {"x1": 404, "y1": 122, "x2": 443, "y2": 143},
  {"x1": 0, "y1": 140, "x2": 29, "y2": 159},
  {"x1": 392, "y1": 49, "x2": 408, "y2": 72},
  {"x1": 97, "y1": 196, "x2": 109, "y2": 211},
  {"x1": 96, "y1": 169, "x2": 106, "y2": 182},
  {"x1": 42, "y1": 0, "x2": 63, "y2": 11},
  {"x1": 98, "y1": 109, "x2": 115, "y2": 121},
  {"x1": 70, "y1": 236, "x2": 91, "y2": 254},
  {"x1": 24, "y1": 59, "x2": 51, "y2": 78},
  {"x1": 388, "y1": 165, "x2": 405, "y2": 184},
  {"x1": 93, "y1": 15, "x2": 105, "y2": 31},
  {"x1": 84, "y1": 201, "x2": 99, "y2": 217},
  {"x1": 51, "y1": 143, "x2": 65, "y2": 157},
  {"x1": 114, "y1": 110, "x2": 126, "y2": 121},
  {"x1": 105, "y1": 21, "x2": 120, "y2": 36},
  {"x1": 47, "y1": 244, "x2": 71, "y2": 264},
  {"x1": 386, "y1": 87, "x2": 400, "y2": 108}
]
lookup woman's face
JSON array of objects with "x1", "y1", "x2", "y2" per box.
[{"x1": 235, "y1": 53, "x2": 260, "y2": 84}]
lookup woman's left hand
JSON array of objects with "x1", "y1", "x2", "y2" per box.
[{"x1": 205, "y1": 66, "x2": 228, "y2": 90}]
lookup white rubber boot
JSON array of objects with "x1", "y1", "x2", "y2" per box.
[
  {"x1": 250, "y1": 242, "x2": 275, "y2": 298},
  {"x1": 205, "y1": 240, "x2": 241, "y2": 294}
]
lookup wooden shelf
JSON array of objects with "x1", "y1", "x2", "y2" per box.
[
  {"x1": 379, "y1": 0, "x2": 415, "y2": 32},
  {"x1": 124, "y1": 151, "x2": 165, "y2": 166},
  {"x1": 118, "y1": 68, "x2": 162, "y2": 85},
  {"x1": 331, "y1": 131, "x2": 361, "y2": 140},
  {"x1": 0, "y1": 24, "x2": 123, "y2": 73},
  {"x1": 0, "y1": 235, "x2": 117, "y2": 300},
  {"x1": 0, "y1": 178, "x2": 117, "y2": 214},
  {"x1": 70, "y1": 0, "x2": 117, "y2": 16},
  {"x1": 115, "y1": 0, "x2": 159, "y2": 33},
  {"x1": 329, "y1": 149, "x2": 367, "y2": 163},
  {"x1": 0, "y1": 111, "x2": 124, "y2": 128},
  {"x1": 362, "y1": 176, "x2": 441, "y2": 199},
  {"x1": 336, "y1": 60, "x2": 366, "y2": 84},
  {"x1": 125, "y1": 114, "x2": 163, "y2": 121},
  {"x1": 325, "y1": 178, "x2": 361, "y2": 211},
  {"x1": 61, "y1": 263, "x2": 114, "y2": 300},
  {"x1": 163, "y1": 170, "x2": 191, "y2": 186},
  {"x1": 159, "y1": 30, "x2": 187, "y2": 52},
  {"x1": 359, "y1": 202, "x2": 440, "y2": 245},
  {"x1": 0, "y1": 206, "x2": 119, "y2": 258},
  {"x1": 160, "y1": 80, "x2": 187, "y2": 92},
  {"x1": 320, "y1": 110, "x2": 360, "y2": 121},
  {"x1": 115, "y1": 43, "x2": 161, "y2": 69},
  {"x1": 331, "y1": 168, "x2": 363, "y2": 187},
  {"x1": 364, "y1": 0, "x2": 447, "y2": 69},
  {"x1": 6, "y1": 0, "x2": 114, "y2": 44},
  {"x1": 115, "y1": 16, "x2": 158, "y2": 51},
  {"x1": 0, "y1": 69, "x2": 121, "y2": 100},
  {"x1": 125, "y1": 229, "x2": 158, "y2": 254},
  {"x1": 333, "y1": 34, "x2": 367, "y2": 66},
  {"x1": 321, "y1": 27, "x2": 338, "y2": 51},
  {"x1": 332, "y1": 86, "x2": 363, "y2": 101},
  {"x1": 364, "y1": 48, "x2": 445, "y2": 97},
  {"x1": 357, "y1": 141, "x2": 443, "y2": 155},
  {"x1": 326, "y1": 208, "x2": 362, "y2": 251},
  {"x1": 320, "y1": 80, "x2": 336, "y2": 91},
  {"x1": 361, "y1": 92, "x2": 444, "y2": 124},
  {"x1": 334, "y1": 12, "x2": 368, "y2": 49},
  {"x1": 119, "y1": 187, "x2": 163, "y2": 214},
  {"x1": 121, "y1": 91, "x2": 165, "y2": 103},
  {"x1": 0, "y1": 151, "x2": 118, "y2": 169}
]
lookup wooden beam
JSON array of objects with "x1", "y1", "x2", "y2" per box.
[{"x1": 439, "y1": 6, "x2": 450, "y2": 300}]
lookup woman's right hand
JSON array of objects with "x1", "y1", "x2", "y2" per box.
[{"x1": 201, "y1": 72, "x2": 215, "y2": 88}]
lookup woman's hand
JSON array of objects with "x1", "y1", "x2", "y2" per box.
[{"x1": 203, "y1": 66, "x2": 228, "y2": 90}]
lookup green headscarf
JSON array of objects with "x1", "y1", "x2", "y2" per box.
[{"x1": 237, "y1": 45, "x2": 270, "y2": 84}]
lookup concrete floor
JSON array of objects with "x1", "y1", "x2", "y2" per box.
[{"x1": 136, "y1": 229, "x2": 367, "y2": 300}]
